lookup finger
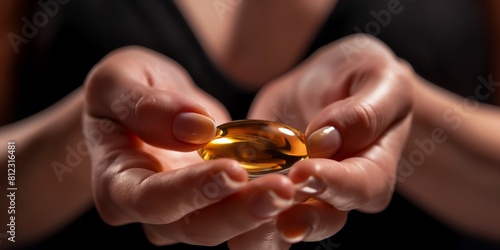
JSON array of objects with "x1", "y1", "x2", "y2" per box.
[
  {"x1": 305, "y1": 61, "x2": 413, "y2": 159},
  {"x1": 277, "y1": 199, "x2": 347, "y2": 243},
  {"x1": 89, "y1": 138, "x2": 248, "y2": 226},
  {"x1": 227, "y1": 221, "x2": 291, "y2": 250},
  {"x1": 142, "y1": 174, "x2": 295, "y2": 246},
  {"x1": 291, "y1": 114, "x2": 412, "y2": 212},
  {"x1": 295, "y1": 35, "x2": 414, "y2": 158},
  {"x1": 84, "y1": 46, "x2": 224, "y2": 151}
]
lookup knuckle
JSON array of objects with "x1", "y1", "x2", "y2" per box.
[
  {"x1": 352, "y1": 102, "x2": 380, "y2": 139},
  {"x1": 131, "y1": 92, "x2": 171, "y2": 123},
  {"x1": 92, "y1": 171, "x2": 127, "y2": 225},
  {"x1": 84, "y1": 50, "x2": 125, "y2": 88}
]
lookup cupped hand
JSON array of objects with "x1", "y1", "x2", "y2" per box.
[
  {"x1": 248, "y1": 34, "x2": 414, "y2": 244},
  {"x1": 83, "y1": 46, "x2": 296, "y2": 247}
]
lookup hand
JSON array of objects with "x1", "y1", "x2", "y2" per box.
[
  {"x1": 83, "y1": 46, "x2": 296, "y2": 247},
  {"x1": 248, "y1": 34, "x2": 414, "y2": 244}
]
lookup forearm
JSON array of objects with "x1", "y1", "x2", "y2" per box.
[
  {"x1": 0, "y1": 88, "x2": 92, "y2": 247},
  {"x1": 396, "y1": 78, "x2": 500, "y2": 242}
]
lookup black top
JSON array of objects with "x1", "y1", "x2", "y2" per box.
[{"x1": 15, "y1": 0, "x2": 499, "y2": 249}]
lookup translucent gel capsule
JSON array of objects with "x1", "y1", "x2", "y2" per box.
[{"x1": 198, "y1": 120, "x2": 308, "y2": 178}]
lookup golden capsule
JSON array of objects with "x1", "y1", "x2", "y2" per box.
[{"x1": 198, "y1": 119, "x2": 308, "y2": 178}]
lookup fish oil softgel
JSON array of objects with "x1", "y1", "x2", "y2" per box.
[{"x1": 198, "y1": 119, "x2": 308, "y2": 178}]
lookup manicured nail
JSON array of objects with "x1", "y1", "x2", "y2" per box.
[
  {"x1": 251, "y1": 190, "x2": 293, "y2": 218},
  {"x1": 173, "y1": 112, "x2": 216, "y2": 144},
  {"x1": 279, "y1": 207, "x2": 317, "y2": 244},
  {"x1": 307, "y1": 126, "x2": 342, "y2": 158},
  {"x1": 294, "y1": 176, "x2": 325, "y2": 195},
  {"x1": 280, "y1": 226, "x2": 311, "y2": 243}
]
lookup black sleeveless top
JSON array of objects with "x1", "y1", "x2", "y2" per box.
[{"x1": 16, "y1": 0, "x2": 499, "y2": 249}]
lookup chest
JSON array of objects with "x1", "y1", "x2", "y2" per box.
[{"x1": 174, "y1": 0, "x2": 336, "y2": 90}]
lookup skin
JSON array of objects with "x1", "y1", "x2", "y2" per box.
[
  {"x1": 83, "y1": 46, "x2": 296, "y2": 247},
  {"x1": 247, "y1": 35, "x2": 414, "y2": 244},
  {"x1": 0, "y1": 89, "x2": 93, "y2": 248},
  {"x1": 0, "y1": 1, "x2": 92, "y2": 248},
  {"x1": 1, "y1": 1, "x2": 500, "y2": 249}
]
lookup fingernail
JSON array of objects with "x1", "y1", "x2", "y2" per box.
[
  {"x1": 173, "y1": 112, "x2": 216, "y2": 144},
  {"x1": 251, "y1": 190, "x2": 293, "y2": 218},
  {"x1": 280, "y1": 227, "x2": 311, "y2": 243},
  {"x1": 199, "y1": 171, "x2": 245, "y2": 199},
  {"x1": 294, "y1": 176, "x2": 325, "y2": 195},
  {"x1": 307, "y1": 126, "x2": 342, "y2": 158}
]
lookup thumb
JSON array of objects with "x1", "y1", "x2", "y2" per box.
[
  {"x1": 85, "y1": 74, "x2": 216, "y2": 152},
  {"x1": 305, "y1": 70, "x2": 412, "y2": 159}
]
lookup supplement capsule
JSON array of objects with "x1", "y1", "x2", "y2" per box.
[{"x1": 198, "y1": 119, "x2": 308, "y2": 178}]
